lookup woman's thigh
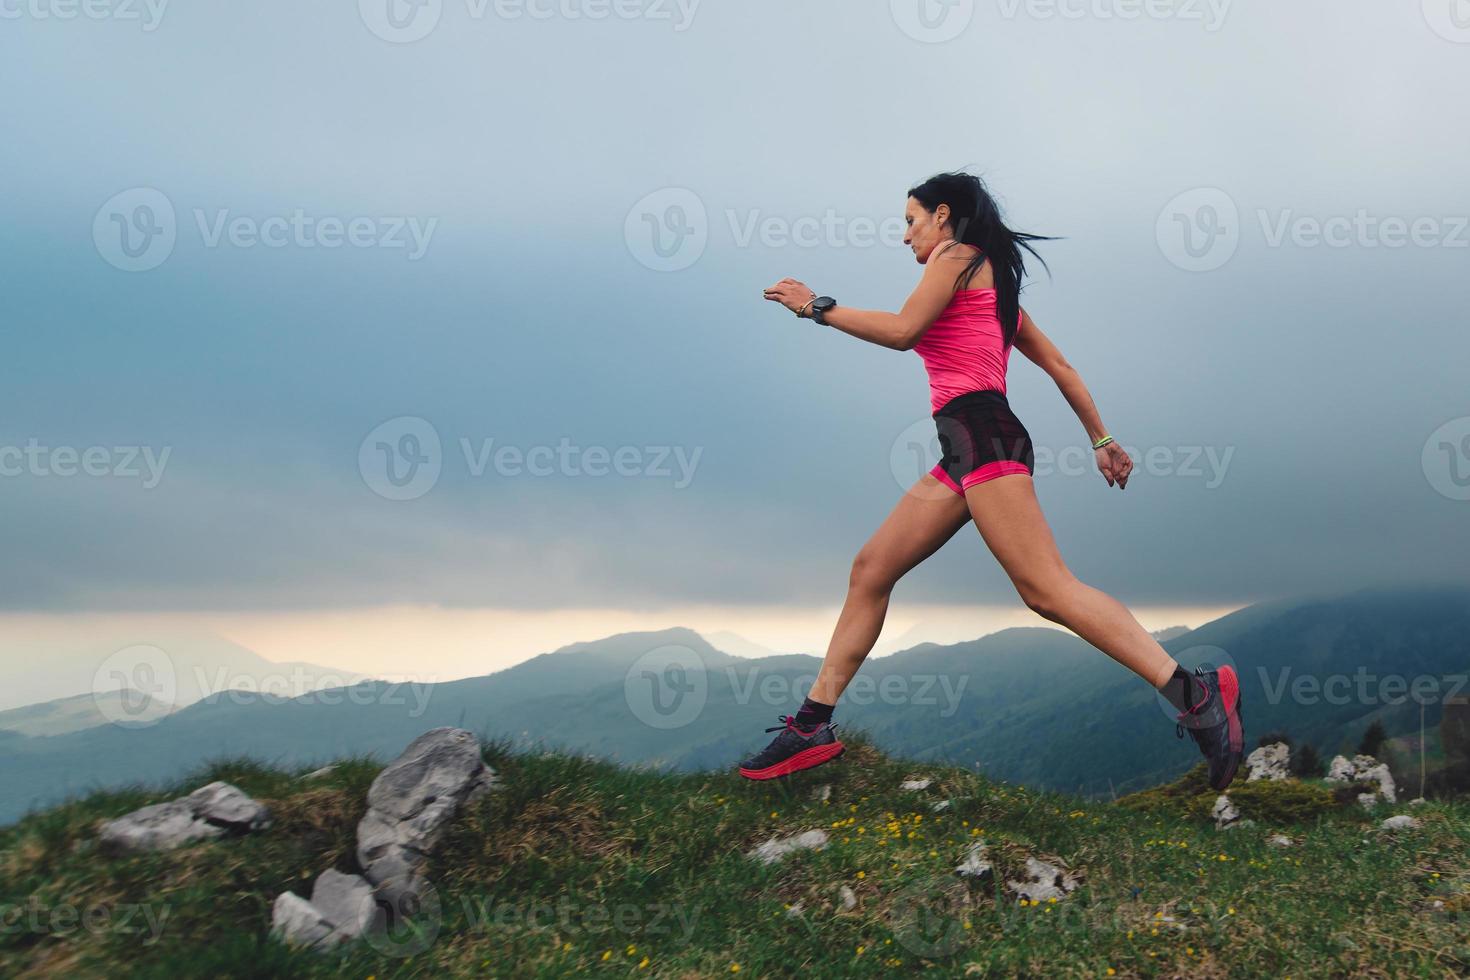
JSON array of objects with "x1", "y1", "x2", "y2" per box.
[
  {"x1": 851, "y1": 473, "x2": 972, "y2": 587},
  {"x1": 961, "y1": 474, "x2": 1071, "y2": 592}
]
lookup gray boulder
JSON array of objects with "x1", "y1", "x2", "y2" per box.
[
  {"x1": 99, "y1": 781, "x2": 270, "y2": 853},
  {"x1": 273, "y1": 869, "x2": 382, "y2": 950},
  {"x1": 355, "y1": 728, "x2": 495, "y2": 907},
  {"x1": 1246, "y1": 742, "x2": 1290, "y2": 781},
  {"x1": 1212, "y1": 794, "x2": 1240, "y2": 829},
  {"x1": 1326, "y1": 754, "x2": 1396, "y2": 803},
  {"x1": 954, "y1": 841, "x2": 993, "y2": 880}
]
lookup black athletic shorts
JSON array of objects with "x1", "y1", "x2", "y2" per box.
[{"x1": 928, "y1": 389, "x2": 1036, "y2": 495}]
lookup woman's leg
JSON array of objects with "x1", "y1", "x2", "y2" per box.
[
  {"x1": 961, "y1": 474, "x2": 1179, "y2": 689},
  {"x1": 805, "y1": 472, "x2": 972, "y2": 705}
]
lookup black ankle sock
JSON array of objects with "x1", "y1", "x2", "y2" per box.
[
  {"x1": 1160, "y1": 666, "x2": 1205, "y2": 713},
  {"x1": 793, "y1": 697, "x2": 835, "y2": 729}
]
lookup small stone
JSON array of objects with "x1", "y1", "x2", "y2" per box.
[
  {"x1": 785, "y1": 902, "x2": 804, "y2": 918},
  {"x1": 930, "y1": 800, "x2": 952, "y2": 812},
  {"x1": 747, "y1": 830, "x2": 829, "y2": 865},
  {"x1": 1380, "y1": 815, "x2": 1420, "y2": 831},
  {"x1": 901, "y1": 779, "x2": 932, "y2": 791},
  {"x1": 1266, "y1": 834, "x2": 1294, "y2": 848},
  {"x1": 1004, "y1": 856, "x2": 1079, "y2": 903},
  {"x1": 811, "y1": 784, "x2": 831, "y2": 802},
  {"x1": 1409, "y1": 798, "x2": 1427, "y2": 806},
  {"x1": 838, "y1": 885, "x2": 858, "y2": 911},
  {"x1": 1212, "y1": 794, "x2": 1240, "y2": 829},
  {"x1": 302, "y1": 766, "x2": 337, "y2": 780},
  {"x1": 1358, "y1": 793, "x2": 1379, "y2": 811},
  {"x1": 955, "y1": 841, "x2": 992, "y2": 880}
]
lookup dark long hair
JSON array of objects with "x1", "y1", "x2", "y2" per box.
[{"x1": 906, "y1": 171, "x2": 1055, "y2": 347}]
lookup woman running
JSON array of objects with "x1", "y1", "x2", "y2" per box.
[{"x1": 743, "y1": 171, "x2": 1244, "y2": 791}]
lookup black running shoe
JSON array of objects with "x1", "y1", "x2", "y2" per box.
[
  {"x1": 1175, "y1": 664, "x2": 1245, "y2": 791},
  {"x1": 738, "y1": 715, "x2": 845, "y2": 781}
]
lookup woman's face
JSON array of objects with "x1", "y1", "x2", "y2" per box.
[{"x1": 903, "y1": 196, "x2": 951, "y2": 264}]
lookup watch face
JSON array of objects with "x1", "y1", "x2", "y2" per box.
[{"x1": 813, "y1": 296, "x2": 836, "y2": 312}]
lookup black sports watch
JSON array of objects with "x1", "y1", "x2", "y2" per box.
[{"x1": 809, "y1": 295, "x2": 837, "y2": 325}]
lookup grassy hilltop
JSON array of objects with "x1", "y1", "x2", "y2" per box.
[{"x1": 2, "y1": 735, "x2": 1468, "y2": 978}]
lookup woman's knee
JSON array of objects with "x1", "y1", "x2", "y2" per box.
[
  {"x1": 849, "y1": 547, "x2": 899, "y2": 595},
  {"x1": 1015, "y1": 572, "x2": 1078, "y2": 622}
]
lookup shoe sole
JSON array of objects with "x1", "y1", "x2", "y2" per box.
[
  {"x1": 1213, "y1": 665, "x2": 1244, "y2": 790},
  {"x1": 739, "y1": 740, "x2": 846, "y2": 781}
]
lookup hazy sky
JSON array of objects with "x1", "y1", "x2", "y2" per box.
[{"x1": 2, "y1": 1, "x2": 1466, "y2": 673}]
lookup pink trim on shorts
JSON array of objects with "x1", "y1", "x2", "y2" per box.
[{"x1": 928, "y1": 460, "x2": 1032, "y2": 496}]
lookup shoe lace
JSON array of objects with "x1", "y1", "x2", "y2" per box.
[{"x1": 764, "y1": 715, "x2": 834, "y2": 735}]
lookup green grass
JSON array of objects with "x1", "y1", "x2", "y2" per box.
[{"x1": 3, "y1": 734, "x2": 1469, "y2": 978}]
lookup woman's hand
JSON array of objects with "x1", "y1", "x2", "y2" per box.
[
  {"x1": 763, "y1": 278, "x2": 817, "y2": 316},
  {"x1": 1095, "y1": 442, "x2": 1133, "y2": 489}
]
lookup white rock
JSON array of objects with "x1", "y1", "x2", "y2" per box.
[
  {"x1": 1358, "y1": 793, "x2": 1380, "y2": 811},
  {"x1": 1212, "y1": 794, "x2": 1240, "y2": 829},
  {"x1": 302, "y1": 766, "x2": 337, "y2": 780},
  {"x1": 955, "y1": 841, "x2": 992, "y2": 880},
  {"x1": 1410, "y1": 797, "x2": 1427, "y2": 806},
  {"x1": 838, "y1": 885, "x2": 858, "y2": 911},
  {"x1": 1326, "y1": 754, "x2": 1396, "y2": 803},
  {"x1": 98, "y1": 781, "x2": 269, "y2": 853},
  {"x1": 811, "y1": 784, "x2": 831, "y2": 802},
  {"x1": 271, "y1": 892, "x2": 339, "y2": 950},
  {"x1": 1005, "y1": 856, "x2": 1079, "y2": 903},
  {"x1": 930, "y1": 800, "x2": 952, "y2": 812},
  {"x1": 901, "y1": 779, "x2": 933, "y2": 791},
  {"x1": 1380, "y1": 815, "x2": 1420, "y2": 831},
  {"x1": 784, "y1": 902, "x2": 804, "y2": 918},
  {"x1": 1246, "y1": 742, "x2": 1291, "y2": 781},
  {"x1": 1266, "y1": 834, "x2": 1294, "y2": 848},
  {"x1": 747, "y1": 830, "x2": 829, "y2": 865}
]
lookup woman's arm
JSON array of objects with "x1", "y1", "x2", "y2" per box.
[
  {"x1": 762, "y1": 245, "x2": 964, "y2": 351},
  {"x1": 1014, "y1": 308, "x2": 1135, "y2": 488}
]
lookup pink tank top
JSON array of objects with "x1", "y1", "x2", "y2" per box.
[{"x1": 912, "y1": 288, "x2": 1021, "y2": 414}]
